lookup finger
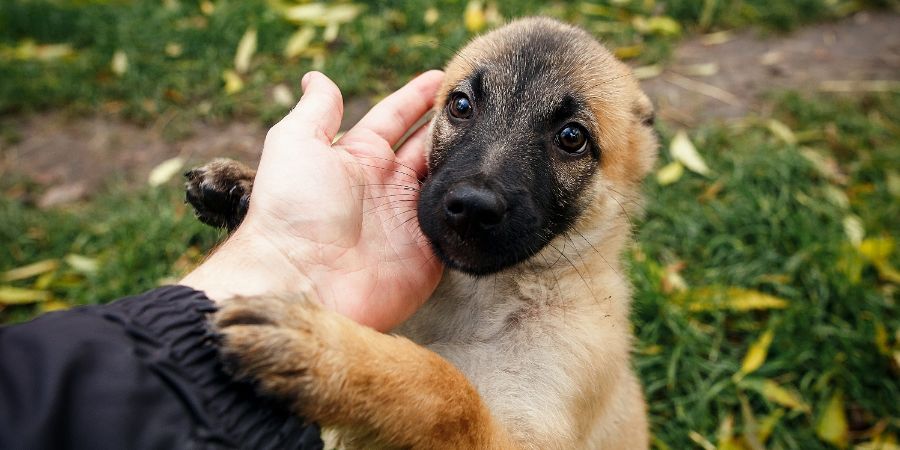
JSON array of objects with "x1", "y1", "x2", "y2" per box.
[
  {"x1": 276, "y1": 72, "x2": 344, "y2": 143},
  {"x1": 395, "y1": 121, "x2": 433, "y2": 180},
  {"x1": 341, "y1": 70, "x2": 444, "y2": 147}
]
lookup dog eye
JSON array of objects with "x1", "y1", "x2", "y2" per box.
[
  {"x1": 555, "y1": 123, "x2": 588, "y2": 154},
  {"x1": 448, "y1": 93, "x2": 473, "y2": 119}
]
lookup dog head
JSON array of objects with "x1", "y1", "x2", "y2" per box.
[{"x1": 417, "y1": 17, "x2": 658, "y2": 275}]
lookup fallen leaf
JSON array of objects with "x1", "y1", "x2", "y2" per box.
[
  {"x1": 464, "y1": 0, "x2": 486, "y2": 32},
  {"x1": 684, "y1": 287, "x2": 789, "y2": 312},
  {"x1": 234, "y1": 27, "x2": 257, "y2": 74},
  {"x1": 3, "y1": 259, "x2": 59, "y2": 282},
  {"x1": 272, "y1": 84, "x2": 295, "y2": 107},
  {"x1": 843, "y1": 215, "x2": 865, "y2": 247},
  {"x1": 823, "y1": 185, "x2": 850, "y2": 209},
  {"x1": 281, "y1": 4, "x2": 363, "y2": 25},
  {"x1": 657, "y1": 161, "x2": 684, "y2": 185},
  {"x1": 757, "y1": 379, "x2": 811, "y2": 412},
  {"x1": 65, "y1": 254, "x2": 99, "y2": 274},
  {"x1": 816, "y1": 391, "x2": 849, "y2": 448},
  {"x1": 767, "y1": 119, "x2": 797, "y2": 145},
  {"x1": 148, "y1": 156, "x2": 185, "y2": 187},
  {"x1": 40, "y1": 300, "x2": 71, "y2": 313},
  {"x1": 737, "y1": 329, "x2": 775, "y2": 379},
  {"x1": 633, "y1": 15, "x2": 681, "y2": 36},
  {"x1": 886, "y1": 169, "x2": 900, "y2": 197},
  {"x1": 200, "y1": 0, "x2": 214, "y2": 15},
  {"x1": 757, "y1": 409, "x2": 785, "y2": 443},
  {"x1": 679, "y1": 62, "x2": 719, "y2": 77},
  {"x1": 670, "y1": 130, "x2": 711, "y2": 176},
  {"x1": 323, "y1": 22, "x2": 340, "y2": 42},
  {"x1": 702, "y1": 30, "x2": 733, "y2": 45},
  {"x1": 111, "y1": 50, "x2": 128, "y2": 76},
  {"x1": 801, "y1": 147, "x2": 848, "y2": 184},
  {"x1": 284, "y1": 26, "x2": 316, "y2": 59},
  {"x1": 614, "y1": 45, "x2": 643, "y2": 59},
  {"x1": 165, "y1": 42, "x2": 183, "y2": 57},
  {"x1": 223, "y1": 69, "x2": 243, "y2": 94},
  {"x1": 0, "y1": 286, "x2": 51, "y2": 305},
  {"x1": 633, "y1": 65, "x2": 663, "y2": 80},
  {"x1": 423, "y1": 7, "x2": 439, "y2": 25}
]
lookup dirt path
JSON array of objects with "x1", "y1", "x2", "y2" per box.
[{"x1": 2, "y1": 11, "x2": 898, "y2": 206}]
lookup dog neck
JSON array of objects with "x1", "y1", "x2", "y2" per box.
[{"x1": 397, "y1": 226, "x2": 632, "y2": 344}]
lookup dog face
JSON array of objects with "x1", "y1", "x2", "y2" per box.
[{"x1": 417, "y1": 18, "x2": 657, "y2": 275}]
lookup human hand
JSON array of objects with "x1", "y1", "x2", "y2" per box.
[{"x1": 181, "y1": 71, "x2": 445, "y2": 332}]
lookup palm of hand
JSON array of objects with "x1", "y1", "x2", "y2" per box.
[{"x1": 241, "y1": 71, "x2": 444, "y2": 330}]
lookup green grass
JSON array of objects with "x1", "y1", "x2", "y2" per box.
[
  {"x1": 632, "y1": 92, "x2": 899, "y2": 448},
  {"x1": 2, "y1": 92, "x2": 897, "y2": 448},
  {"x1": 0, "y1": 0, "x2": 881, "y2": 123}
]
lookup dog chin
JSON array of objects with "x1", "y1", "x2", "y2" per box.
[{"x1": 426, "y1": 236, "x2": 533, "y2": 276}]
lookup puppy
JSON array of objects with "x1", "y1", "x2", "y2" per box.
[{"x1": 187, "y1": 17, "x2": 658, "y2": 449}]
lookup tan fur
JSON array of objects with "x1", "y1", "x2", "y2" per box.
[{"x1": 214, "y1": 17, "x2": 657, "y2": 449}]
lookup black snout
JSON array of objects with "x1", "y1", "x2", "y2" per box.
[{"x1": 443, "y1": 184, "x2": 507, "y2": 236}]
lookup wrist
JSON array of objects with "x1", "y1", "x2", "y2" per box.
[{"x1": 180, "y1": 225, "x2": 314, "y2": 303}]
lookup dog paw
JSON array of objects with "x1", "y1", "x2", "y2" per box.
[
  {"x1": 185, "y1": 158, "x2": 254, "y2": 231},
  {"x1": 212, "y1": 295, "x2": 329, "y2": 411}
]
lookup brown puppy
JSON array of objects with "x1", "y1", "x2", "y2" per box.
[{"x1": 191, "y1": 17, "x2": 657, "y2": 449}]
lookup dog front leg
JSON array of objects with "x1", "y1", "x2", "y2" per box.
[{"x1": 213, "y1": 294, "x2": 517, "y2": 450}]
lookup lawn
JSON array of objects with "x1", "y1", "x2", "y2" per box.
[{"x1": 1, "y1": 1, "x2": 898, "y2": 449}]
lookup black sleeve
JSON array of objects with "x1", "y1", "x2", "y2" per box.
[{"x1": 0, "y1": 285, "x2": 323, "y2": 450}]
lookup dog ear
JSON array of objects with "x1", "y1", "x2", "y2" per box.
[{"x1": 634, "y1": 91, "x2": 655, "y2": 127}]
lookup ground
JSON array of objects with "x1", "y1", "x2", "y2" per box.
[
  {"x1": 1, "y1": 5, "x2": 898, "y2": 450},
  {"x1": 3, "y1": 11, "x2": 899, "y2": 204}
]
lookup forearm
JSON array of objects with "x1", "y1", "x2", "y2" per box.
[{"x1": 0, "y1": 286, "x2": 323, "y2": 450}]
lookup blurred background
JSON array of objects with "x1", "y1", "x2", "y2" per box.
[{"x1": 1, "y1": 0, "x2": 898, "y2": 448}]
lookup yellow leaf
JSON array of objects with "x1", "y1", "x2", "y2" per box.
[
  {"x1": 633, "y1": 64, "x2": 663, "y2": 80},
  {"x1": 272, "y1": 84, "x2": 295, "y2": 107},
  {"x1": 65, "y1": 254, "x2": 99, "y2": 274},
  {"x1": 767, "y1": 119, "x2": 797, "y2": 145},
  {"x1": 234, "y1": 27, "x2": 257, "y2": 74},
  {"x1": 680, "y1": 62, "x2": 719, "y2": 77},
  {"x1": 657, "y1": 161, "x2": 684, "y2": 185},
  {"x1": 859, "y1": 237, "x2": 895, "y2": 263},
  {"x1": 759, "y1": 380, "x2": 810, "y2": 412},
  {"x1": 685, "y1": 287, "x2": 789, "y2": 312},
  {"x1": 737, "y1": 329, "x2": 774, "y2": 378},
  {"x1": 148, "y1": 156, "x2": 185, "y2": 187},
  {"x1": 670, "y1": 130, "x2": 711, "y2": 176},
  {"x1": 40, "y1": 300, "x2": 71, "y2": 313},
  {"x1": 111, "y1": 50, "x2": 128, "y2": 76},
  {"x1": 702, "y1": 30, "x2": 733, "y2": 45},
  {"x1": 632, "y1": 15, "x2": 682, "y2": 36},
  {"x1": 323, "y1": 22, "x2": 340, "y2": 42},
  {"x1": 816, "y1": 391, "x2": 849, "y2": 448},
  {"x1": 280, "y1": 4, "x2": 363, "y2": 25},
  {"x1": 843, "y1": 215, "x2": 865, "y2": 247},
  {"x1": 200, "y1": 0, "x2": 214, "y2": 15},
  {"x1": 284, "y1": 26, "x2": 316, "y2": 59},
  {"x1": 464, "y1": 0, "x2": 486, "y2": 32},
  {"x1": 614, "y1": 45, "x2": 643, "y2": 60},
  {"x1": 874, "y1": 321, "x2": 891, "y2": 356},
  {"x1": 3, "y1": 259, "x2": 59, "y2": 282},
  {"x1": 165, "y1": 42, "x2": 183, "y2": 57},
  {"x1": 223, "y1": 69, "x2": 243, "y2": 94},
  {"x1": 424, "y1": 7, "x2": 439, "y2": 25},
  {"x1": 0, "y1": 286, "x2": 51, "y2": 305},
  {"x1": 873, "y1": 260, "x2": 900, "y2": 283},
  {"x1": 757, "y1": 409, "x2": 784, "y2": 443}
]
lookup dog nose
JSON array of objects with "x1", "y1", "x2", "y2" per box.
[{"x1": 443, "y1": 184, "x2": 507, "y2": 235}]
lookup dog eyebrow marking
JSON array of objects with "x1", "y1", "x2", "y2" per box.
[
  {"x1": 550, "y1": 95, "x2": 581, "y2": 125},
  {"x1": 470, "y1": 69, "x2": 486, "y2": 102}
]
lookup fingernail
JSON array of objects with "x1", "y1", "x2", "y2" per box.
[{"x1": 301, "y1": 72, "x2": 312, "y2": 93}]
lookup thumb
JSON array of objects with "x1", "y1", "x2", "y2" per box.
[{"x1": 279, "y1": 71, "x2": 344, "y2": 143}]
